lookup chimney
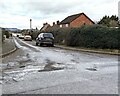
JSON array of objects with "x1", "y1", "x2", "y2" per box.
[
  {"x1": 53, "y1": 22, "x2": 55, "y2": 26},
  {"x1": 43, "y1": 22, "x2": 48, "y2": 26},
  {"x1": 43, "y1": 23, "x2": 46, "y2": 26},
  {"x1": 57, "y1": 20, "x2": 60, "y2": 25}
]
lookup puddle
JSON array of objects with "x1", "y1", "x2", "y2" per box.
[
  {"x1": 18, "y1": 59, "x2": 31, "y2": 65},
  {"x1": 71, "y1": 59, "x2": 79, "y2": 63},
  {"x1": 86, "y1": 68, "x2": 97, "y2": 71},
  {"x1": 86, "y1": 64, "x2": 98, "y2": 71},
  {"x1": 19, "y1": 65, "x2": 25, "y2": 68}
]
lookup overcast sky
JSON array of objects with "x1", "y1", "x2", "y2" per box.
[{"x1": 0, "y1": 0, "x2": 119, "y2": 29}]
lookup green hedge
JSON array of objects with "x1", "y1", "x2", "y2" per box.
[
  {"x1": 32, "y1": 25, "x2": 119, "y2": 49},
  {"x1": 66, "y1": 25, "x2": 119, "y2": 49},
  {"x1": 1, "y1": 28, "x2": 10, "y2": 42}
]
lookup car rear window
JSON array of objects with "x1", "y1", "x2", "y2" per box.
[{"x1": 43, "y1": 33, "x2": 53, "y2": 37}]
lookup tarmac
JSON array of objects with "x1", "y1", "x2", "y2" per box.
[{"x1": 0, "y1": 37, "x2": 119, "y2": 58}]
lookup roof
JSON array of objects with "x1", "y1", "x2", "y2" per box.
[
  {"x1": 40, "y1": 24, "x2": 51, "y2": 31},
  {"x1": 60, "y1": 13, "x2": 94, "y2": 24}
]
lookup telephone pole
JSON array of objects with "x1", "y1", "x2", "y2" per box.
[{"x1": 30, "y1": 19, "x2": 32, "y2": 29}]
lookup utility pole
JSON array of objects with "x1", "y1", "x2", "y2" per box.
[
  {"x1": 118, "y1": 1, "x2": 120, "y2": 25},
  {"x1": 30, "y1": 19, "x2": 32, "y2": 29},
  {"x1": 29, "y1": 19, "x2": 32, "y2": 35}
]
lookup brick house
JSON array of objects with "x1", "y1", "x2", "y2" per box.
[
  {"x1": 40, "y1": 23, "x2": 51, "y2": 32},
  {"x1": 60, "y1": 13, "x2": 94, "y2": 28}
]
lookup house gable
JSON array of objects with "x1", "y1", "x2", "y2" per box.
[
  {"x1": 70, "y1": 13, "x2": 94, "y2": 27},
  {"x1": 40, "y1": 23, "x2": 51, "y2": 32},
  {"x1": 60, "y1": 13, "x2": 80, "y2": 24},
  {"x1": 60, "y1": 13, "x2": 94, "y2": 28}
]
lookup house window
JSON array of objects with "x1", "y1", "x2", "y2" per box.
[
  {"x1": 66, "y1": 24, "x2": 69, "y2": 27},
  {"x1": 60, "y1": 25, "x2": 62, "y2": 28}
]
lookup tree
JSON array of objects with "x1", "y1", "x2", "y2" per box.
[
  {"x1": 109, "y1": 20, "x2": 118, "y2": 27},
  {"x1": 110, "y1": 15, "x2": 118, "y2": 21},
  {"x1": 98, "y1": 15, "x2": 119, "y2": 27}
]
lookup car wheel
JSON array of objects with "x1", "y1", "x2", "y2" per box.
[
  {"x1": 40, "y1": 43, "x2": 43, "y2": 46},
  {"x1": 51, "y1": 44, "x2": 54, "y2": 47},
  {"x1": 36, "y1": 42, "x2": 38, "y2": 46}
]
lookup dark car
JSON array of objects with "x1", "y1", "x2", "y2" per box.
[{"x1": 36, "y1": 33, "x2": 54, "y2": 46}]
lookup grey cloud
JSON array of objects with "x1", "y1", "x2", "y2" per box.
[
  {"x1": 20, "y1": 1, "x2": 80, "y2": 15},
  {"x1": 0, "y1": 0, "x2": 118, "y2": 29},
  {"x1": 1, "y1": 0, "x2": 80, "y2": 19}
]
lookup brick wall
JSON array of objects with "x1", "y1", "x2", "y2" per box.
[{"x1": 70, "y1": 14, "x2": 94, "y2": 27}]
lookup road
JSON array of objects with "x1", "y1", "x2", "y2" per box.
[{"x1": 0, "y1": 37, "x2": 119, "y2": 94}]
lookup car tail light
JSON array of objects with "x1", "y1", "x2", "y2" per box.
[{"x1": 41, "y1": 37, "x2": 44, "y2": 40}]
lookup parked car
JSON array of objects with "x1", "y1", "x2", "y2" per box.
[
  {"x1": 24, "y1": 35, "x2": 32, "y2": 41},
  {"x1": 36, "y1": 33, "x2": 54, "y2": 46},
  {"x1": 19, "y1": 34, "x2": 24, "y2": 39}
]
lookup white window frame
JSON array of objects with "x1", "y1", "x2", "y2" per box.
[
  {"x1": 60, "y1": 25, "x2": 62, "y2": 28},
  {"x1": 66, "y1": 24, "x2": 69, "y2": 27}
]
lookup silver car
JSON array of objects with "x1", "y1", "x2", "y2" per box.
[{"x1": 24, "y1": 35, "x2": 32, "y2": 41}]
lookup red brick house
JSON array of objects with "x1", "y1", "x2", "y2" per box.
[{"x1": 60, "y1": 13, "x2": 94, "y2": 28}]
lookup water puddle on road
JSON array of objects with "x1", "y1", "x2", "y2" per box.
[{"x1": 86, "y1": 68, "x2": 97, "y2": 71}]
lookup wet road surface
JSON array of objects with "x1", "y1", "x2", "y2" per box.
[{"x1": 0, "y1": 37, "x2": 118, "y2": 94}]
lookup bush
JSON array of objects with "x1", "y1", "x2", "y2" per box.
[{"x1": 5, "y1": 30, "x2": 10, "y2": 38}]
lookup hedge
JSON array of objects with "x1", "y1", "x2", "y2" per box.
[
  {"x1": 66, "y1": 25, "x2": 119, "y2": 49},
  {"x1": 32, "y1": 25, "x2": 119, "y2": 49}
]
